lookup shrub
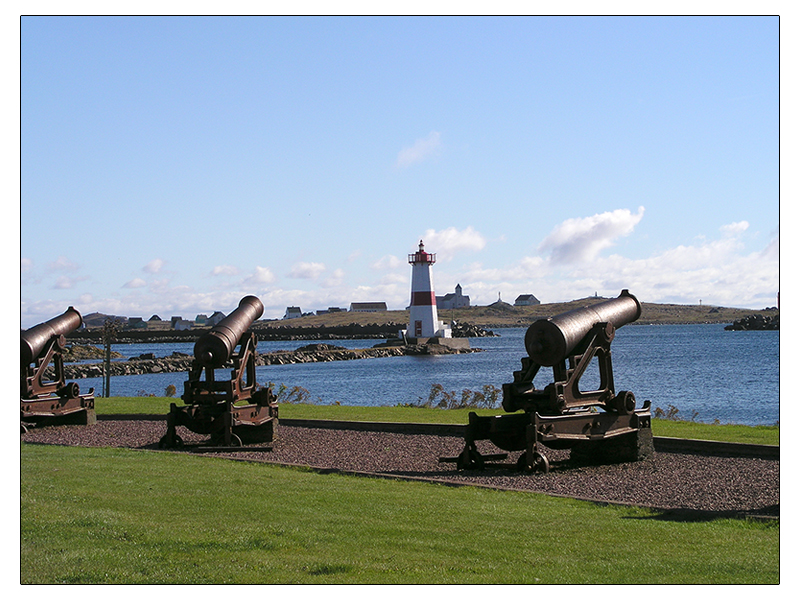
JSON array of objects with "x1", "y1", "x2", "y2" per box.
[
  {"x1": 266, "y1": 382, "x2": 317, "y2": 404},
  {"x1": 409, "y1": 383, "x2": 502, "y2": 409},
  {"x1": 654, "y1": 404, "x2": 700, "y2": 422}
]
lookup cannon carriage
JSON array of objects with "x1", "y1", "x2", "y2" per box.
[
  {"x1": 159, "y1": 296, "x2": 278, "y2": 449},
  {"x1": 447, "y1": 290, "x2": 653, "y2": 473},
  {"x1": 21, "y1": 307, "x2": 95, "y2": 430}
]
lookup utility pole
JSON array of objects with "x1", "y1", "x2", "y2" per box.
[{"x1": 102, "y1": 318, "x2": 119, "y2": 398}]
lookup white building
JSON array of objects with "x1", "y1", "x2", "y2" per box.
[
  {"x1": 514, "y1": 294, "x2": 541, "y2": 306},
  {"x1": 404, "y1": 240, "x2": 451, "y2": 339},
  {"x1": 283, "y1": 306, "x2": 302, "y2": 319},
  {"x1": 437, "y1": 284, "x2": 470, "y2": 309}
]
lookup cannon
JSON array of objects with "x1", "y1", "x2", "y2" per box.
[
  {"x1": 444, "y1": 290, "x2": 653, "y2": 473},
  {"x1": 159, "y1": 296, "x2": 278, "y2": 449},
  {"x1": 21, "y1": 307, "x2": 95, "y2": 430}
]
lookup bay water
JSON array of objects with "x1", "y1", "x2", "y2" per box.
[{"x1": 78, "y1": 324, "x2": 779, "y2": 426}]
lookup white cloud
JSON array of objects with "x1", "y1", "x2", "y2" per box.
[
  {"x1": 720, "y1": 221, "x2": 749, "y2": 236},
  {"x1": 47, "y1": 256, "x2": 79, "y2": 272},
  {"x1": 322, "y1": 268, "x2": 346, "y2": 288},
  {"x1": 547, "y1": 230, "x2": 778, "y2": 308},
  {"x1": 760, "y1": 231, "x2": 778, "y2": 260},
  {"x1": 123, "y1": 278, "x2": 147, "y2": 289},
  {"x1": 456, "y1": 255, "x2": 549, "y2": 286},
  {"x1": 380, "y1": 272, "x2": 407, "y2": 285},
  {"x1": 211, "y1": 265, "x2": 240, "y2": 276},
  {"x1": 289, "y1": 262, "x2": 326, "y2": 280},
  {"x1": 420, "y1": 226, "x2": 487, "y2": 260},
  {"x1": 428, "y1": 215, "x2": 776, "y2": 309},
  {"x1": 372, "y1": 255, "x2": 403, "y2": 270},
  {"x1": 539, "y1": 207, "x2": 645, "y2": 265},
  {"x1": 243, "y1": 266, "x2": 276, "y2": 286},
  {"x1": 396, "y1": 131, "x2": 442, "y2": 168},
  {"x1": 21, "y1": 258, "x2": 33, "y2": 272},
  {"x1": 143, "y1": 258, "x2": 165, "y2": 274},
  {"x1": 148, "y1": 278, "x2": 172, "y2": 294},
  {"x1": 53, "y1": 276, "x2": 75, "y2": 289}
]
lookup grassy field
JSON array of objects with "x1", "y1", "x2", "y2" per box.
[
  {"x1": 20, "y1": 443, "x2": 779, "y2": 584},
  {"x1": 95, "y1": 397, "x2": 780, "y2": 446}
]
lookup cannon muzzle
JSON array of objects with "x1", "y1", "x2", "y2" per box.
[
  {"x1": 524, "y1": 290, "x2": 641, "y2": 366},
  {"x1": 194, "y1": 295, "x2": 264, "y2": 366},
  {"x1": 21, "y1": 306, "x2": 83, "y2": 366}
]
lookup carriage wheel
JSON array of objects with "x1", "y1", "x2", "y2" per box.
[{"x1": 518, "y1": 451, "x2": 550, "y2": 474}]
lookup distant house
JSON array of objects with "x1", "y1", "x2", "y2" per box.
[
  {"x1": 316, "y1": 307, "x2": 346, "y2": 316},
  {"x1": 207, "y1": 311, "x2": 226, "y2": 326},
  {"x1": 146, "y1": 315, "x2": 171, "y2": 330},
  {"x1": 437, "y1": 284, "x2": 470, "y2": 310},
  {"x1": 195, "y1": 314, "x2": 208, "y2": 326},
  {"x1": 515, "y1": 294, "x2": 540, "y2": 306},
  {"x1": 284, "y1": 306, "x2": 302, "y2": 319},
  {"x1": 127, "y1": 317, "x2": 147, "y2": 329},
  {"x1": 349, "y1": 302, "x2": 387, "y2": 312},
  {"x1": 173, "y1": 319, "x2": 194, "y2": 331}
]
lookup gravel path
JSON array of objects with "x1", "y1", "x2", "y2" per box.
[{"x1": 22, "y1": 419, "x2": 779, "y2": 518}]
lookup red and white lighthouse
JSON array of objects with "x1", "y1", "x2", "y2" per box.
[{"x1": 406, "y1": 240, "x2": 451, "y2": 339}]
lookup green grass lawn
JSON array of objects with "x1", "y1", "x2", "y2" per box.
[
  {"x1": 21, "y1": 443, "x2": 778, "y2": 584},
  {"x1": 95, "y1": 397, "x2": 779, "y2": 446}
]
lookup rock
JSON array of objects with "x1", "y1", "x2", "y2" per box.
[
  {"x1": 62, "y1": 340, "x2": 479, "y2": 380},
  {"x1": 63, "y1": 345, "x2": 122, "y2": 362},
  {"x1": 295, "y1": 343, "x2": 347, "y2": 352},
  {"x1": 725, "y1": 313, "x2": 779, "y2": 331},
  {"x1": 450, "y1": 321, "x2": 497, "y2": 337}
]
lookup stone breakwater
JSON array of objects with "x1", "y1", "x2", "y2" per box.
[{"x1": 63, "y1": 343, "x2": 481, "y2": 380}]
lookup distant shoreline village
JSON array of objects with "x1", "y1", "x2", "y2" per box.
[
  {"x1": 54, "y1": 238, "x2": 778, "y2": 339},
  {"x1": 72, "y1": 239, "x2": 549, "y2": 338}
]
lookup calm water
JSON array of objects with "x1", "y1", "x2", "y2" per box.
[{"x1": 78, "y1": 324, "x2": 779, "y2": 426}]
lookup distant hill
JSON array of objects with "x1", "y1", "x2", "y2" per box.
[
  {"x1": 252, "y1": 298, "x2": 778, "y2": 330},
  {"x1": 81, "y1": 312, "x2": 128, "y2": 328},
  {"x1": 73, "y1": 298, "x2": 778, "y2": 333}
]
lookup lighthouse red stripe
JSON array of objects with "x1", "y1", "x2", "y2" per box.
[{"x1": 411, "y1": 291, "x2": 436, "y2": 306}]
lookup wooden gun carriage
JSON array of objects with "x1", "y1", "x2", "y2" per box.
[
  {"x1": 159, "y1": 296, "x2": 278, "y2": 449},
  {"x1": 21, "y1": 307, "x2": 95, "y2": 430},
  {"x1": 448, "y1": 290, "x2": 653, "y2": 473}
]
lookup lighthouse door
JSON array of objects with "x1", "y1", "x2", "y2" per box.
[{"x1": 414, "y1": 320, "x2": 422, "y2": 337}]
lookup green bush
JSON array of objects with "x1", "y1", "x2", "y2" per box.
[{"x1": 404, "y1": 383, "x2": 502, "y2": 409}]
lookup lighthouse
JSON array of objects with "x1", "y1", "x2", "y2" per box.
[{"x1": 406, "y1": 240, "x2": 451, "y2": 339}]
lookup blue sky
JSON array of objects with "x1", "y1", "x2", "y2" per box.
[{"x1": 19, "y1": 15, "x2": 780, "y2": 328}]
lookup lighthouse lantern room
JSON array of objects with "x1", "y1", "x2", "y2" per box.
[{"x1": 405, "y1": 240, "x2": 451, "y2": 340}]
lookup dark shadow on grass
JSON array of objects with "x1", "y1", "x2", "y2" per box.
[{"x1": 624, "y1": 504, "x2": 779, "y2": 522}]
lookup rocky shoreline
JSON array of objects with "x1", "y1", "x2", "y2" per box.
[
  {"x1": 66, "y1": 321, "x2": 496, "y2": 345},
  {"x1": 64, "y1": 342, "x2": 481, "y2": 380},
  {"x1": 724, "y1": 313, "x2": 780, "y2": 331}
]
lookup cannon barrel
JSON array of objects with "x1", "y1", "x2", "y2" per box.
[
  {"x1": 21, "y1": 306, "x2": 83, "y2": 366},
  {"x1": 194, "y1": 296, "x2": 264, "y2": 366},
  {"x1": 524, "y1": 289, "x2": 641, "y2": 366}
]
